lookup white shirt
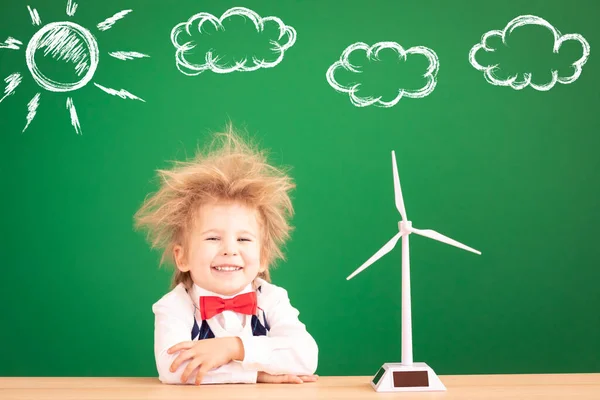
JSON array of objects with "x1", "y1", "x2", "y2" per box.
[{"x1": 152, "y1": 278, "x2": 319, "y2": 384}]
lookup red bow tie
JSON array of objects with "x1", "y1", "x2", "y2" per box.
[{"x1": 199, "y1": 292, "x2": 257, "y2": 320}]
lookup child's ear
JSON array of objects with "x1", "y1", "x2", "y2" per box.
[
  {"x1": 258, "y1": 265, "x2": 269, "y2": 281},
  {"x1": 173, "y1": 245, "x2": 190, "y2": 272}
]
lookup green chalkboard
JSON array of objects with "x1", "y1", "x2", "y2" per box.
[{"x1": 1, "y1": 0, "x2": 599, "y2": 378}]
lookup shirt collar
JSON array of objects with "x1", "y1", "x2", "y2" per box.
[{"x1": 192, "y1": 283, "x2": 254, "y2": 303}]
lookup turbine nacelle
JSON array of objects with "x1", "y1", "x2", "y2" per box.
[{"x1": 399, "y1": 220, "x2": 412, "y2": 234}]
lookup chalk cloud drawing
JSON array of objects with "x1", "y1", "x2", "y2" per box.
[
  {"x1": 0, "y1": 1, "x2": 149, "y2": 134},
  {"x1": 469, "y1": 15, "x2": 590, "y2": 91},
  {"x1": 326, "y1": 42, "x2": 439, "y2": 108},
  {"x1": 170, "y1": 7, "x2": 296, "y2": 76}
]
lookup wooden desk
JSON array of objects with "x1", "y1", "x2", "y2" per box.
[{"x1": 0, "y1": 374, "x2": 598, "y2": 400}]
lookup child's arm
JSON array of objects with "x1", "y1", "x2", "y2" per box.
[
  {"x1": 239, "y1": 285, "x2": 319, "y2": 376},
  {"x1": 153, "y1": 289, "x2": 258, "y2": 384}
]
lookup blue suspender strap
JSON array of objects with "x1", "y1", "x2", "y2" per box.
[{"x1": 191, "y1": 318, "x2": 200, "y2": 340}]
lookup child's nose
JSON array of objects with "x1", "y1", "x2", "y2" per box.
[{"x1": 221, "y1": 239, "x2": 238, "y2": 256}]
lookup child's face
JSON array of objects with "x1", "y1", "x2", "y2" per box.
[{"x1": 174, "y1": 201, "x2": 264, "y2": 296}]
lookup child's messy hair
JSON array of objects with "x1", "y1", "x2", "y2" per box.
[{"x1": 134, "y1": 125, "x2": 295, "y2": 289}]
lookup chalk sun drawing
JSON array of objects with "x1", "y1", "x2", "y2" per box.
[
  {"x1": 326, "y1": 42, "x2": 439, "y2": 108},
  {"x1": 170, "y1": 7, "x2": 296, "y2": 76},
  {"x1": 469, "y1": 15, "x2": 590, "y2": 91},
  {"x1": 0, "y1": 1, "x2": 150, "y2": 134}
]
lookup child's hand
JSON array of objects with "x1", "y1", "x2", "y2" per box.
[
  {"x1": 257, "y1": 371, "x2": 319, "y2": 384},
  {"x1": 167, "y1": 337, "x2": 244, "y2": 384}
]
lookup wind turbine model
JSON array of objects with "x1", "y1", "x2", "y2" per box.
[{"x1": 347, "y1": 151, "x2": 481, "y2": 393}]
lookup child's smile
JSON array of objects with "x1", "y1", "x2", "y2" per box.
[
  {"x1": 211, "y1": 263, "x2": 245, "y2": 277},
  {"x1": 211, "y1": 264, "x2": 243, "y2": 272}
]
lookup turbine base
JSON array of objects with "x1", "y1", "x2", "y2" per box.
[{"x1": 370, "y1": 362, "x2": 446, "y2": 392}]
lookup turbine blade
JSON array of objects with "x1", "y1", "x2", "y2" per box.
[
  {"x1": 346, "y1": 231, "x2": 403, "y2": 280},
  {"x1": 392, "y1": 151, "x2": 407, "y2": 220},
  {"x1": 411, "y1": 228, "x2": 481, "y2": 255},
  {"x1": 97, "y1": 10, "x2": 132, "y2": 31}
]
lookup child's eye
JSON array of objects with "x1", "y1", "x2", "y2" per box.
[
  {"x1": 206, "y1": 237, "x2": 220, "y2": 241},
  {"x1": 238, "y1": 238, "x2": 251, "y2": 242}
]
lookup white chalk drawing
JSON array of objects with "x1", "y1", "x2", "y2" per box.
[
  {"x1": 26, "y1": 21, "x2": 99, "y2": 91},
  {"x1": 66, "y1": 97, "x2": 81, "y2": 134},
  {"x1": 23, "y1": 93, "x2": 41, "y2": 132},
  {"x1": 0, "y1": 2, "x2": 148, "y2": 134},
  {"x1": 94, "y1": 83, "x2": 145, "y2": 102},
  {"x1": 97, "y1": 10, "x2": 132, "y2": 32},
  {"x1": 171, "y1": 7, "x2": 296, "y2": 76},
  {"x1": 0, "y1": 73, "x2": 22, "y2": 103},
  {"x1": 326, "y1": 42, "x2": 439, "y2": 108},
  {"x1": 66, "y1": 0, "x2": 77, "y2": 17},
  {"x1": 27, "y1": 6, "x2": 41, "y2": 26},
  {"x1": 109, "y1": 51, "x2": 150, "y2": 61},
  {"x1": 1, "y1": 37, "x2": 23, "y2": 50},
  {"x1": 469, "y1": 15, "x2": 591, "y2": 91}
]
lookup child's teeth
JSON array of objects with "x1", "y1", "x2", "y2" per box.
[{"x1": 215, "y1": 266, "x2": 240, "y2": 271}]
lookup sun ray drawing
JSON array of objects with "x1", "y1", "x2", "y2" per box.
[
  {"x1": 0, "y1": 1, "x2": 149, "y2": 134},
  {"x1": 94, "y1": 83, "x2": 145, "y2": 102},
  {"x1": 1, "y1": 37, "x2": 23, "y2": 50},
  {"x1": 66, "y1": 0, "x2": 77, "y2": 17},
  {"x1": 27, "y1": 6, "x2": 42, "y2": 26},
  {"x1": 97, "y1": 10, "x2": 132, "y2": 32},
  {"x1": 108, "y1": 51, "x2": 150, "y2": 61},
  {"x1": 1, "y1": 73, "x2": 23, "y2": 103},
  {"x1": 23, "y1": 93, "x2": 41, "y2": 132},
  {"x1": 66, "y1": 97, "x2": 81, "y2": 134}
]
